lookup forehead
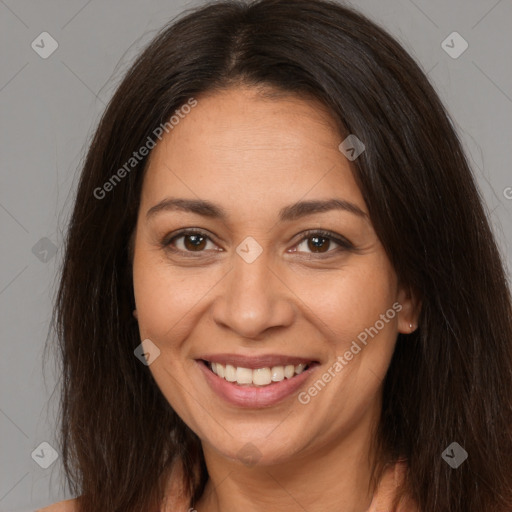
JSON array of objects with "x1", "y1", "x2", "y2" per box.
[{"x1": 140, "y1": 86, "x2": 365, "y2": 216}]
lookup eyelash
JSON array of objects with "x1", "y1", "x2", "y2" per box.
[{"x1": 161, "y1": 228, "x2": 354, "y2": 258}]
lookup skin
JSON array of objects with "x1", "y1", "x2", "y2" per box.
[{"x1": 131, "y1": 86, "x2": 420, "y2": 512}]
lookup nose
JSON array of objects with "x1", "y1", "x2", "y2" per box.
[{"x1": 211, "y1": 248, "x2": 295, "y2": 339}]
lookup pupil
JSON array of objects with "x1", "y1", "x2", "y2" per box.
[
  {"x1": 309, "y1": 236, "x2": 328, "y2": 253},
  {"x1": 182, "y1": 234, "x2": 330, "y2": 253},
  {"x1": 185, "y1": 234, "x2": 206, "y2": 251}
]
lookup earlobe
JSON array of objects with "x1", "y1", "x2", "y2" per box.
[{"x1": 396, "y1": 283, "x2": 421, "y2": 334}]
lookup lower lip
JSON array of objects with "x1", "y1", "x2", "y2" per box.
[{"x1": 196, "y1": 360, "x2": 318, "y2": 408}]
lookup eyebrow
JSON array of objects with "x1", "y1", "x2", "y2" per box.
[{"x1": 146, "y1": 197, "x2": 368, "y2": 222}]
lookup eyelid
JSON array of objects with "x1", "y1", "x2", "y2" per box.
[
  {"x1": 162, "y1": 228, "x2": 220, "y2": 257},
  {"x1": 293, "y1": 229, "x2": 354, "y2": 251},
  {"x1": 162, "y1": 228, "x2": 355, "y2": 256}
]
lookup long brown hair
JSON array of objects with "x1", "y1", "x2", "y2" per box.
[{"x1": 48, "y1": 0, "x2": 512, "y2": 510}]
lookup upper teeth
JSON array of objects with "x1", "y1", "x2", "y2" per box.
[{"x1": 209, "y1": 362, "x2": 309, "y2": 386}]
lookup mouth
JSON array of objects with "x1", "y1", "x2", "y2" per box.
[
  {"x1": 199, "y1": 359, "x2": 319, "y2": 387},
  {"x1": 194, "y1": 353, "x2": 321, "y2": 407}
]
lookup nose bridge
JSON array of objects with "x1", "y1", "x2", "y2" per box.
[{"x1": 212, "y1": 239, "x2": 293, "y2": 337}]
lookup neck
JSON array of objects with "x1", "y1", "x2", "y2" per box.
[{"x1": 194, "y1": 405, "x2": 381, "y2": 512}]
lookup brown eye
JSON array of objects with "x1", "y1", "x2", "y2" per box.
[
  {"x1": 294, "y1": 230, "x2": 352, "y2": 256},
  {"x1": 163, "y1": 229, "x2": 353, "y2": 258},
  {"x1": 305, "y1": 235, "x2": 331, "y2": 253},
  {"x1": 182, "y1": 233, "x2": 207, "y2": 251},
  {"x1": 164, "y1": 230, "x2": 218, "y2": 254}
]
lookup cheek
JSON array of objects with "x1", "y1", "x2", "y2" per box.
[
  {"x1": 132, "y1": 251, "x2": 230, "y2": 364},
  {"x1": 298, "y1": 265, "x2": 399, "y2": 424},
  {"x1": 132, "y1": 246, "x2": 200, "y2": 336},
  {"x1": 295, "y1": 259, "x2": 398, "y2": 345},
  {"x1": 132, "y1": 254, "x2": 202, "y2": 423}
]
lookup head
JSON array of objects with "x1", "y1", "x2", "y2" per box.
[
  {"x1": 131, "y1": 82, "x2": 420, "y2": 469},
  {"x1": 51, "y1": 1, "x2": 512, "y2": 511}
]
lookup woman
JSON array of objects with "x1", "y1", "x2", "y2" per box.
[{"x1": 40, "y1": 0, "x2": 512, "y2": 511}]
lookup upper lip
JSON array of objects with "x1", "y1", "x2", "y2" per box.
[{"x1": 196, "y1": 353, "x2": 318, "y2": 369}]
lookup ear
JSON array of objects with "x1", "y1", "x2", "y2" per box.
[
  {"x1": 396, "y1": 282, "x2": 422, "y2": 334},
  {"x1": 133, "y1": 309, "x2": 138, "y2": 320}
]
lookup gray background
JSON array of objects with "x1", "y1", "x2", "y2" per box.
[{"x1": 1, "y1": 0, "x2": 511, "y2": 511}]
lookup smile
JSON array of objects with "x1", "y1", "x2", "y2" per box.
[
  {"x1": 196, "y1": 355, "x2": 320, "y2": 408},
  {"x1": 203, "y1": 360, "x2": 313, "y2": 386}
]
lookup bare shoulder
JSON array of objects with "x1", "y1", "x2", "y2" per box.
[{"x1": 35, "y1": 498, "x2": 78, "y2": 512}]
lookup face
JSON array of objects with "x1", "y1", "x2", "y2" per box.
[{"x1": 132, "y1": 86, "x2": 418, "y2": 468}]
